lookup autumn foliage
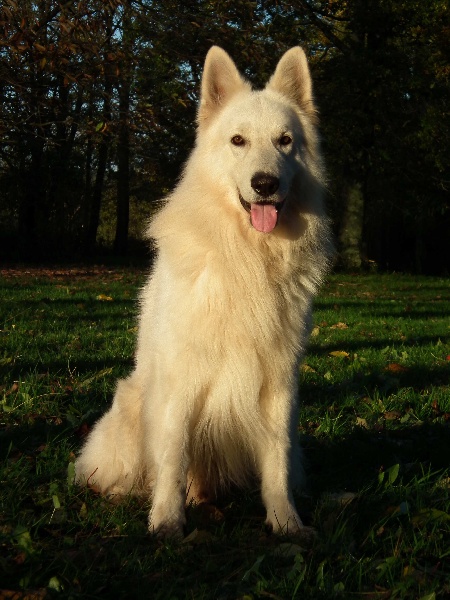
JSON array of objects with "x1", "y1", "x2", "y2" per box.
[{"x1": 0, "y1": 1, "x2": 449, "y2": 271}]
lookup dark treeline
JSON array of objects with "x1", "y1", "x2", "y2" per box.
[{"x1": 0, "y1": 0, "x2": 448, "y2": 273}]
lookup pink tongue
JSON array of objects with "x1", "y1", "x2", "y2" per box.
[{"x1": 250, "y1": 203, "x2": 278, "y2": 233}]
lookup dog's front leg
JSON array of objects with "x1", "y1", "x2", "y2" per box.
[
  {"x1": 259, "y1": 443, "x2": 304, "y2": 535},
  {"x1": 258, "y1": 389, "x2": 304, "y2": 535},
  {"x1": 147, "y1": 401, "x2": 190, "y2": 539}
]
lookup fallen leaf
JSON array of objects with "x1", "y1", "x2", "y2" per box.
[
  {"x1": 301, "y1": 364, "x2": 316, "y2": 373},
  {"x1": 311, "y1": 326, "x2": 320, "y2": 337},
  {"x1": 385, "y1": 363, "x2": 408, "y2": 373},
  {"x1": 96, "y1": 294, "x2": 113, "y2": 301},
  {"x1": 331, "y1": 322, "x2": 348, "y2": 329},
  {"x1": 384, "y1": 410, "x2": 402, "y2": 420},
  {"x1": 329, "y1": 350, "x2": 350, "y2": 358},
  {"x1": 356, "y1": 417, "x2": 369, "y2": 429}
]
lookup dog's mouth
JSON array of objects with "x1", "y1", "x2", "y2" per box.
[{"x1": 239, "y1": 194, "x2": 285, "y2": 233}]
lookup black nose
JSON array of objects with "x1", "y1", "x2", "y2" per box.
[{"x1": 251, "y1": 173, "x2": 279, "y2": 197}]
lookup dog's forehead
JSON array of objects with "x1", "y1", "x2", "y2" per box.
[{"x1": 222, "y1": 91, "x2": 299, "y2": 133}]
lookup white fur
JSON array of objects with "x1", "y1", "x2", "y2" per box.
[{"x1": 75, "y1": 46, "x2": 333, "y2": 538}]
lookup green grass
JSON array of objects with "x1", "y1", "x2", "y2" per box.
[{"x1": 1, "y1": 268, "x2": 449, "y2": 599}]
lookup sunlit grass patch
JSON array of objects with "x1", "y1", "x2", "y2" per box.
[{"x1": 0, "y1": 269, "x2": 449, "y2": 598}]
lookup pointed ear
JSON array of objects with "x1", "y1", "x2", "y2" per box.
[
  {"x1": 197, "y1": 46, "x2": 250, "y2": 128},
  {"x1": 266, "y1": 47, "x2": 317, "y2": 119}
]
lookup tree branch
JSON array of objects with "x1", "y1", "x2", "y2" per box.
[{"x1": 291, "y1": 0, "x2": 350, "y2": 54}]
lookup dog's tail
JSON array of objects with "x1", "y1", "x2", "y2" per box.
[{"x1": 74, "y1": 376, "x2": 146, "y2": 497}]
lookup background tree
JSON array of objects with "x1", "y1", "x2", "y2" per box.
[
  {"x1": 0, "y1": 0, "x2": 123, "y2": 257},
  {"x1": 0, "y1": 0, "x2": 448, "y2": 272},
  {"x1": 304, "y1": 0, "x2": 450, "y2": 272}
]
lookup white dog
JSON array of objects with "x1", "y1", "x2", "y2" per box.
[{"x1": 75, "y1": 46, "x2": 332, "y2": 538}]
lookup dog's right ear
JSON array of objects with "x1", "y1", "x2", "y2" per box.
[{"x1": 197, "y1": 46, "x2": 250, "y2": 129}]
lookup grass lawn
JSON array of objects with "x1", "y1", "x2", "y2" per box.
[{"x1": 1, "y1": 267, "x2": 449, "y2": 599}]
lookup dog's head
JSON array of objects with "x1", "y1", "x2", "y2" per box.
[{"x1": 196, "y1": 46, "x2": 322, "y2": 234}]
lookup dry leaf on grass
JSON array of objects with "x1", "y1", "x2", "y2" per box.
[
  {"x1": 385, "y1": 363, "x2": 408, "y2": 373},
  {"x1": 329, "y1": 350, "x2": 350, "y2": 358},
  {"x1": 330, "y1": 322, "x2": 348, "y2": 329}
]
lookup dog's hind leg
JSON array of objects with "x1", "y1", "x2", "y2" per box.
[
  {"x1": 186, "y1": 470, "x2": 214, "y2": 506},
  {"x1": 75, "y1": 376, "x2": 145, "y2": 497}
]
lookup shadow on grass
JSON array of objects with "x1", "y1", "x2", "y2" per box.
[
  {"x1": 1, "y1": 408, "x2": 449, "y2": 599},
  {"x1": 314, "y1": 299, "x2": 449, "y2": 320},
  {"x1": 302, "y1": 421, "x2": 450, "y2": 496},
  {"x1": 2, "y1": 406, "x2": 448, "y2": 512},
  {"x1": 301, "y1": 362, "x2": 449, "y2": 405},
  {"x1": 2, "y1": 357, "x2": 133, "y2": 382},
  {"x1": 312, "y1": 333, "x2": 449, "y2": 351}
]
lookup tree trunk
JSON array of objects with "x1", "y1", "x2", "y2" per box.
[
  {"x1": 84, "y1": 60, "x2": 113, "y2": 254},
  {"x1": 113, "y1": 82, "x2": 130, "y2": 255},
  {"x1": 338, "y1": 182, "x2": 365, "y2": 270},
  {"x1": 18, "y1": 139, "x2": 44, "y2": 259},
  {"x1": 113, "y1": 7, "x2": 132, "y2": 257},
  {"x1": 85, "y1": 136, "x2": 109, "y2": 254}
]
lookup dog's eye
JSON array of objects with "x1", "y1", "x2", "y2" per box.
[
  {"x1": 231, "y1": 135, "x2": 245, "y2": 146},
  {"x1": 279, "y1": 134, "x2": 292, "y2": 146}
]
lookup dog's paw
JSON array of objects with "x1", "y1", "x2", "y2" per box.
[
  {"x1": 265, "y1": 513, "x2": 316, "y2": 545},
  {"x1": 148, "y1": 506, "x2": 186, "y2": 540},
  {"x1": 265, "y1": 508, "x2": 304, "y2": 536},
  {"x1": 149, "y1": 521, "x2": 184, "y2": 540}
]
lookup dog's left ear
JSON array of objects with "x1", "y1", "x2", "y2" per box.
[
  {"x1": 198, "y1": 46, "x2": 250, "y2": 129},
  {"x1": 267, "y1": 47, "x2": 317, "y2": 119}
]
